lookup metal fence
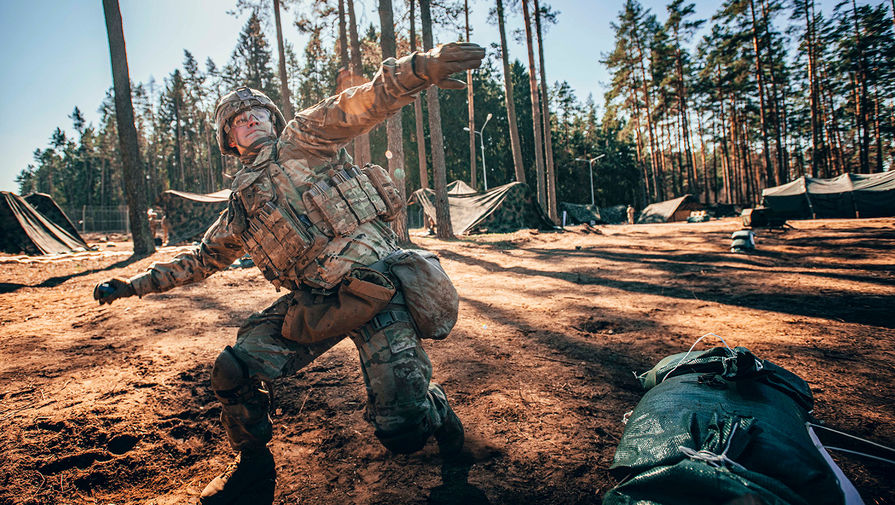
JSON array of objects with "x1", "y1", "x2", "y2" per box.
[
  {"x1": 64, "y1": 206, "x2": 130, "y2": 234},
  {"x1": 63, "y1": 205, "x2": 425, "y2": 234}
]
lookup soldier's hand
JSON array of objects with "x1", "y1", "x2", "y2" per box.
[
  {"x1": 93, "y1": 278, "x2": 136, "y2": 305},
  {"x1": 414, "y1": 42, "x2": 485, "y2": 90}
]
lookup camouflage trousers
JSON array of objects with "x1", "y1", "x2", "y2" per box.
[{"x1": 220, "y1": 291, "x2": 455, "y2": 454}]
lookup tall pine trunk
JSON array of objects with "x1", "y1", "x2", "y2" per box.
[
  {"x1": 534, "y1": 0, "x2": 557, "y2": 220},
  {"x1": 521, "y1": 0, "x2": 547, "y2": 210},
  {"x1": 102, "y1": 0, "x2": 154, "y2": 255},
  {"x1": 378, "y1": 0, "x2": 409, "y2": 242},
  {"x1": 420, "y1": 0, "x2": 454, "y2": 238},
  {"x1": 748, "y1": 0, "x2": 777, "y2": 187},
  {"x1": 465, "y1": 0, "x2": 477, "y2": 189},
  {"x1": 632, "y1": 23, "x2": 663, "y2": 200},
  {"x1": 851, "y1": 0, "x2": 870, "y2": 173},
  {"x1": 273, "y1": 0, "x2": 294, "y2": 118},
  {"x1": 409, "y1": 0, "x2": 428, "y2": 190},
  {"x1": 496, "y1": 0, "x2": 526, "y2": 183},
  {"x1": 347, "y1": 0, "x2": 371, "y2": 166},
  {"x1": 804, "y1": 0, "x2": 822, "y2": 177}
]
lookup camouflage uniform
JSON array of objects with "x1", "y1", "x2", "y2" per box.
[{"x1": 128, "y1": 54, "x2": 456, "y2": 455}]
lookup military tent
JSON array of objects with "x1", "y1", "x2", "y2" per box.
[
  {"x1": 637, "y1": 194, "x2": 704, "y2": 224},
  {"x1": 560, "y1": 202, "x2": 628, "y2": 225},
  {"x1": 156, "y1": 189, "x2": 231, "y2": 245},
  {"x1": 409, "y1": 181, "x2": 554, "y2": 235},
  {"x1": 1, "y1": 191, "x2": 88, "y2": 255},
  {"x1": 761, "y1": 172, "x2": 895, "y2": 219},
  {"x1": 24, "y1": 192, "x2": 86, "y2": 244},
  {"x1": 446, "y1": 180, "x2": 477, "y2": 195}
]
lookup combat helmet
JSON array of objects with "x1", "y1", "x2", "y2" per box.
[{"x1": 214, "y1": 86, "x2": 287, "y2": 156}]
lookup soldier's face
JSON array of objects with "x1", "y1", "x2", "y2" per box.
[{"x1": 229, "y1": 107, "x2": 275, "y2": 154}]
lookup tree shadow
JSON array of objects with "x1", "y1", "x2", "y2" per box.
[
  {"x1": 440, "y1": 249, "x2": 894, "y2": 329},
  {"x1": 0, "y1": 254, "x2": 147, "y2": 294}
]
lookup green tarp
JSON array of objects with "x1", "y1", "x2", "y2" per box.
[
  {"x1": 156, "y1": 189, "x2": 230, "y2": 245},
  {"x1": 560, "y1": 202, "x2": 628, "y2": 225},
  {"x1": 1, "y1": 191, "x2": 88, "y2": 255},
  {"x1": 604, "y1": 346, "x2": 856, "y2": 505},
  {"x1": 409, "y1": 181, "x2": 555, "y2": 235},
  {"x1": 761, "y1": 172, "x2": 895, "y2": 219}
]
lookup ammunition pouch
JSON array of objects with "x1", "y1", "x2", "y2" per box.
[
  {"x1": 302, "y1": 164, "x2": 404, "y2": 237},
  {"x1": 232, "y1": 195, "x2": 328, "y2": 291}
]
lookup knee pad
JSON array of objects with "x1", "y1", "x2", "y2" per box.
[{"x1": 211, "y1": 346, "x2": 250, "y2": 403}]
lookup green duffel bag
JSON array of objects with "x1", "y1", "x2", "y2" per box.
[{"x1": 604, "y1": 346, "x2": 856, "y2": 505}]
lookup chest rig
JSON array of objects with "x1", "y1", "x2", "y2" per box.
[{"x1": 228, "y1": 145, "x2": 404, "y2": 291}]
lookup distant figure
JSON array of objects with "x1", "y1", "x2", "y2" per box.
[
  {"x1": 627, "y1": 205, "x2": 635, "y2": 225},
  {"x1": 146, "y1": 207, "x2": 168, "y2": 246}
]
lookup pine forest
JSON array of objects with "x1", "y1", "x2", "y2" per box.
[{"x1": 16, "y1": 0, "x2": 895, "y2": 221}]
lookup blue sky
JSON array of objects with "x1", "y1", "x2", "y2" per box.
[{"x1": 0, "y1": 0, "x2": 835, "y2": 193}]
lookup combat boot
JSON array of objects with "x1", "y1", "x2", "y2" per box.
[
  {"x1": 199, "y1": 446, "x2": 276, "y2": 505},
  {"x1": 431, "y1": 385, "x2": 464, "y2": 458}
]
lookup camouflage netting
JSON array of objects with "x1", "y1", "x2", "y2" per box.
[
  {"x1": 410, "y1": 181, "x2": 554, "y2": 235},
  {"x1": 155, "y1": 189, "x2": 230, "y2": 245},
  {"x1": 604, "y1": 346, "x2": 854, "y2": 505}
]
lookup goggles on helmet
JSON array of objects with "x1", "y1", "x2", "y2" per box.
[{"x1": 229, "y1": 107, "x2": 273, "y2": 130}]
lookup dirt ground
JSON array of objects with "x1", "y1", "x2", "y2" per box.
[{"x1": 0, "y1": 217, "x2": 892, "y2": 505}]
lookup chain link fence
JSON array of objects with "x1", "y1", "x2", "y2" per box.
[
  {"x1": 64, "y1": 206, "x2": 130, "y2": 234},
  {"x1": 63, "y1": 205, "x2": 424, "y2": 234}
]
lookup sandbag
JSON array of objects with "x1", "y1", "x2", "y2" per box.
[{"x1": 603, "y1": 346, "x2": 851, "y2": 505}]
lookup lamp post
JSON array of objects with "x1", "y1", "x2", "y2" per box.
[
  {"x1": 575, "y1": 154, "x2": 606, "y2": 206},
  {"x1": 464, "y1": 112, "x2": 493, "y2": 190}
]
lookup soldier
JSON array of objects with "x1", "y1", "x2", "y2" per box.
[{"x1": 93, "y1": 42, "x2": 484, "y2": 504}]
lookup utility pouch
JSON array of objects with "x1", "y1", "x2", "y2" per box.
[
  {"x1": 280, "y1": 267, "x2": 396, "y2": 344},
  {"x1": 302, "y1": 180, "x2": 358, "y2": 237},
  {"x1": 362, "y1": 164, "x2": 404, "y2": 222},
  {"x1": 331, "y1": 168, "x2": 379, "y2": 224},
  {"x1": 384, "y1": 250, "x2": 458, "y2": 339}
]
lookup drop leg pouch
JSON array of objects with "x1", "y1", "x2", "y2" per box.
[{"x1": 384, "y1": 250, "x2": 459, "y2": 340}]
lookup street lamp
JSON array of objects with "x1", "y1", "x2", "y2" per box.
[
  {"x1": 575, "y1": 154, "x2": 606, "y2": 206},
  {"x1": 464, "y1": 112, "x2": 493, "y2": 190}
]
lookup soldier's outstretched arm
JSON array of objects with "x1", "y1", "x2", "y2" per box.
[
  {"x1": 282, "y1": 42, "x2": 484, "y2": 160},
  {"x1": 93, "y1": 212, "x2": 244, "y2": 305}
]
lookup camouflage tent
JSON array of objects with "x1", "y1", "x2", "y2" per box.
[
  {"x1": 409, "y1": 181, "x2": 555, "y2": 235},
  {"x1": 1, "y1": 191, "x2": 88, "y2": 255},
  {"x1": 156, "y1": 189, "x2": 231, "y2": 245},
  {"x1": 24, "y1": 192, "x2": 86, "y2": 244},
  {"x1": 560, "y1": 202, "x2": 628, "y2": 225},
  {"x1": 761, "y1": 172, "x2": 895, "y2": 219},
  {"x1": 637, "y1": 194, "x2": 704, "y2": 224}
]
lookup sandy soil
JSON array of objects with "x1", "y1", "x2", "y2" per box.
[{"x1": 0, "y1": 217, "x2": 892, "y2": 505}]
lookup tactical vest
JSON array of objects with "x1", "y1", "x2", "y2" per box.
[{"x1": 228, "y1": 145, "x2": 404, "y2": 291}]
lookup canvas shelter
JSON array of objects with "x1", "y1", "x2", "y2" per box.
[
  {"x1": 24, "y1": 192, "x2": 86, "y2": 244},
  {"x1": 636, "y1": 194, "x2": 704, "y2": 224},
  {"x1": 155, "y1": 189, "x2": 231, "y2": 245},
  {"x1": 409, "y1": 181, "x2": 554, "y2": 235},
  {"x1": 762, "y1": 172, "x2": 895, "y2": 219},
  {"x1": 446, "y1": 180, "x2": 477, "y2": 195},
  {"x1": 1, "y1": 191, "x2": 88, "y2": 255},
  {"x1": 559, "y1": 202, "x2": 628, "y2": 225}
]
